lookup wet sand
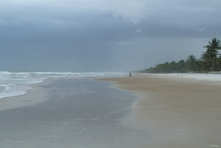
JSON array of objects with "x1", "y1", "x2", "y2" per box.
[
  {"x1": 0, "y1": 78, "x2": 150, "y2": 148},
  {"x1": 0, "y1": 84, "x2": 47, "y2": 111},
  {"x1": 100, "y1": 73, "x2": 221, "y2": 148}
]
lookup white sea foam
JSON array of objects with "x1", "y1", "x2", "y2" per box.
[
  {"x1": 0, "y1": 71, "x2": 127, "y2": 99},
  {"x1": 153, "y1": 73, "x2": 221, "y2": 81}
]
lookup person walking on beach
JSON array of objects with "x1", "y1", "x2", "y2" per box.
[{"x1": 129, "y1": 72, "x2": 132, "y2": 77}]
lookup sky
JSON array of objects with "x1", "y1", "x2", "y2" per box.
[{"x1": 1, "y1": 0, "x2": 221, "y2": 72}]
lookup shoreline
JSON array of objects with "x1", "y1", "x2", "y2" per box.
[
  {"x1": 0, "y1": 83, "x2": 47, "y2": 111},
  {"x1": 1, "y1": 74, "x2": 221, "y2": 147},
  {"x1": 0, "y1": 77, "x2": 83, "y2": 111},
  {"x1": 99, "y1": 73, "x2": 221, "y2": 148},
  {"x1": 0, "y1": 78, "x2": 145, "y2": 148},
  {"x1": 0, "y1": 78, "x2": 61, "y2": 111}
]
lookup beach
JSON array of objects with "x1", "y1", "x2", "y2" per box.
[
  {"x1": 100, "y1": 73, "x2": 221, "y2": 148},
  {"x1": 0, "y1": 78, "x2": 150, "y2": 148},
  {"x1": 0, "y1": 74, "x2": 221, "y2": 148}
]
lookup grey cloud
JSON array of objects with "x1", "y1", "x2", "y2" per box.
[
  {"x1": 2, "y1": 0, "x2": 220, "y2": 39},
  {"x1": 0, "y1": 0, "x2": 221, "y2": 71}
]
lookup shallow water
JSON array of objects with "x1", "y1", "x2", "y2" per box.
[
  {"x1": 0, "y1": 71, "x2": 127, "y2": 99},
  {"x1": 0, "y1": 79, "x2": 150, "y2": 148}
]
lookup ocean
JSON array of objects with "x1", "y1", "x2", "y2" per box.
[{"x1": 0, "y1": 71, "x2": 127, "y2": 99}]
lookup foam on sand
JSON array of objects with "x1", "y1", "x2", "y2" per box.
[
  {"x1": 0, "y1": 82, "x2": 48, "y2": 111},
  {"x1": 152, "y1": 73, "x2": 221, "y2": 81}
]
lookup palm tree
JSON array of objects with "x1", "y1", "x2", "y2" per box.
[
  {"x1": 201, "y1": 51, "x2": 212, "y2": 71},
  {"x1": 186, "y1": 55, "x2": 198, "y2": 72},
  {"x1": 203, "y1": 38, "x2": 221, "y2": 71}
]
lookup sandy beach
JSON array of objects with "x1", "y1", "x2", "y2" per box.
[
  {"x1": 100, "y1": 73, "x2": 221, "y2": 148},
  {"x1": 1, "y1": 74, "x2": 221, "y2": 148}
]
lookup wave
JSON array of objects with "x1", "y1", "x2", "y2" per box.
[{"x1": 0, "y1": 71, "x2": 127, "y2": 99}]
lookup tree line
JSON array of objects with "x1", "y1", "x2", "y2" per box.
[{"x1": 141, "y1": 38, "x2": 221, "y2": 73}]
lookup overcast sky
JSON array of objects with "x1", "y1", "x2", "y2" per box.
[{"x1": 1, "y1": 0, "x2": 221, "y2": 72}]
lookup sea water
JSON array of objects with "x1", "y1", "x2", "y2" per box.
[{"x1": 0, "y1": 71, "x2": 127, "y2": 99}]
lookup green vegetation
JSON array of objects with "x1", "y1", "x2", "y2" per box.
[{"x1": 141, "y1": 38, "x2": 221, "y2": 73}]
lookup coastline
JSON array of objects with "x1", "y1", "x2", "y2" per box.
[
  {"x1": 0, "y1": 77, "x2": 84, "y2": 111},
  {"x1": 0, "y1": 78, "x2": 61, "y2": 111},
  {"x1": 1, "y1": 74, "x2": 221, "y2": 147},
  {"x1": 0, "y1": 82, "x2": 47, "y2": 111},
  {"x1": 99, "y1": 73, "x2": 221, "y2": 148},
  {"x1": 0, "y1": 78, "x2": 147, "y2": 148}
]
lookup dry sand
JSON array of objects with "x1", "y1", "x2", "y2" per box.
[{"x1": 100, "y1": 73, "x2": 221, "y2": 148}]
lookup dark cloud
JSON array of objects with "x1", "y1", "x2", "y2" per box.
[{"x1": 0, "y1": 0, "x2": 221, "y2": 71}]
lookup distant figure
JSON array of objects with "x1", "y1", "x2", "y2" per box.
[{"x1": 129, "y1": 72, "x2": 132, "y2": 77}]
